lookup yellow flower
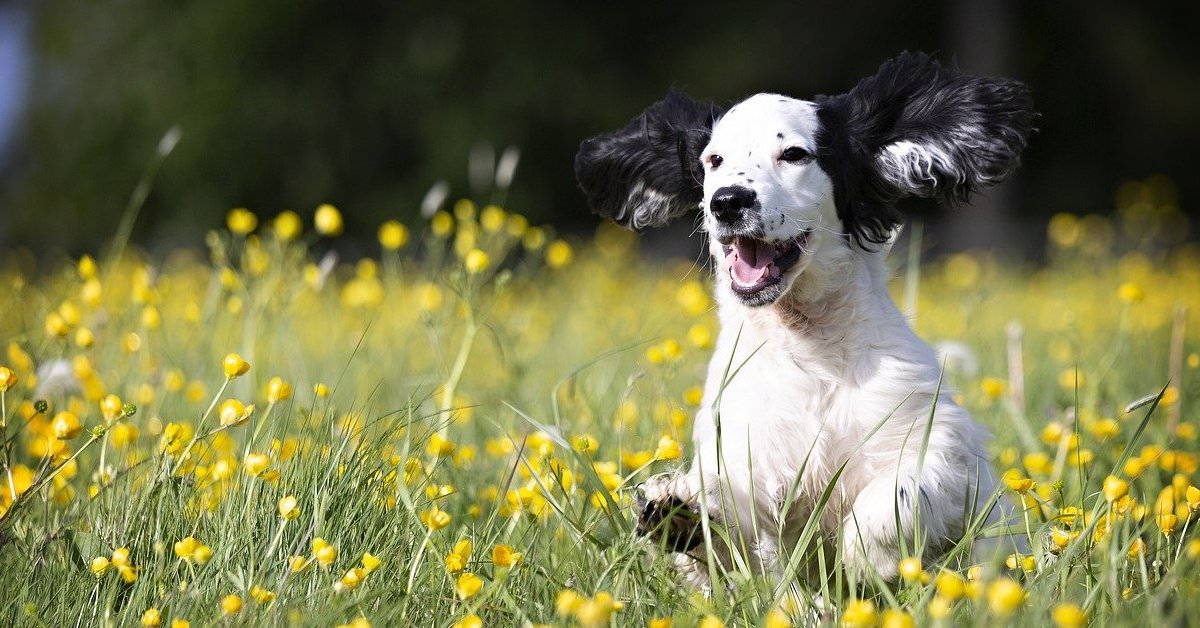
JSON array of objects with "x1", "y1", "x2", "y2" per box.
[
  {"x1": 170, "y1": 620, "x2": 190, "y2": 628},
  {"x1": 649, "y1": 618, "x2": 675, "y2": 628},
  {"x1": 1051, "y1": 603, "x2": 1087, "y2": 628},
  {"x1": 986, "y1": 577, "x2": 1024, "y2": 617},
  {"x1": 315, "y1": 204, "x2": 344, "y2": 236},
  {"x1": 653, "y1": 434, "x2": 683, "y2": 461},
  {"x1": 289, "y1": 555, "x2": 311, "y2": 573},
  {"x1": 45, "y1": 312, "x2": 70, "y2": 337},
  {"x1": 250, "y1": 585, "x2": 276, "y2": 604},
  {"x1": 426, "y1": 433, "x2": 456, "y2": 457},
  {"x1": 243, "y1": 452, "x2": 271, "y2": 477},
  {"x1": 1156, "y1": 513, "x2": 1179, "y2": 536},
  {"x1": 451, "y1": 615, "x2": 482, "y2": 628},
  {"x1": 421, "y1": 504, "x2": 452, "y2": 531},
  {"x1": 220, "y1": 594, "x2": 243, "y2": 616},
  {"x1": 0, "y1": 366, "x2": 18, "y2": 391},
  {"x1": 226, "y1": 208, "x2": 258, "y2": 234},
  {"x1": 980, "y1": 377, "x2": 1007, "y2": 399},
  {"x1": 572, "y1": 433, "x2": 599, "y2": 455},
  {"x1": 173, "y1": 536, "x2": 213, "y2": 564},
  {"x1": 1002, "y1": 469, "x2": 1036, "y2": 493},
  {"x1": 576, "y1": 592, "x2": 623, "y2": 626},
  {"x1": 111, "y1": 547, "x2": 131, "y2": 567},
  {"x1": 492, "y1": 544, "x2": 522, "y2": 569},
  {"x1": 1128, "y1": 538, "x2": 1147, "y2": 560},
  {"x1": 378, "y1": 220, "x2": 409, "y2": 250},
  {"x1": 841, "y1": 598, "x2": 876, "y2": 628},
  {"x1": 935, "y1": 570, "x2": 965, "y2": 601},
  {"x1": 545, "y1": 240, "x2": 574, "y2": 268},
  {"x1": 51, "y1": 411, "x2": 83, "y2": 439},
  {"x1": 881, "y1": 609, "x2": 913, "y2": 628},
  {"x1": 927, "y1": 595, "x2": 952, "y2": 620},
  {"x1": 687, "y1": 323, "x2": 713, "y2": 349},
  {"x1": 361, "y1": 552, "x2": 382, "y2": 573},
  {"x1": 74, "y1": 327, "x2": 95, "y2": 348},
  {"x1": 445, "y1": 539, "x2": 472, "y2": 573},
  {"x1": 897, "y1": 556, "x2": 924, "y2": 583},
  {"x1": 266, "y1": 377, "x2": 292, "y2": 403},
  {"x1": 90, "y1": 556, "x2": 111, "y2": 576},
  {"x1": 1187, "y1": 485, "x2": 1200, "y2": 510},
  {"x1": 556, "y1": 589, "x2": 583, "y2": 616},
  {"x1": 101, "y1": 394, "x2": 125, "y2": 422},
  {"x1": 464, "y1": 249, "x2": 490, "y2": 274},
  {"x1": 478, "y1": 205, "x2": 505, "y2": 232},
  {"x1": 338, "y1": 567, "x2": 367, "y2": 592},
  {"x1": 223, "y1": 353, "x2": 250, "y2": 379},
  {"x1": 698, "y1": 616, "x2": 725, "y2": 628},
  {"x1": 278, "y1": 495, "x2": 300, "y2": 520},
  {"x1": 141, "y1": 608, "x2": 162, "y2": 627},
  {"x1": 312, "y1": 537, "x2": 338, "y2": 566},
  {"x1": 314, "y1": 383, "x2": 331, "y2": 398},
  {"x1": 1117, "y1": 281, "x2": 1145, "y2": 304},
  {"x1": 456, "y1": 572, "x2": 484, "y2": 599},
  {"x1": 219, "y1": 399, "x2": 254, "y2": 427},
  {"x1": 1058, "y1": 367, "x2": 1084, "y2": 390},
  {"x1": 273, "y1": 210, "x2": 302, "y2": 241},
  {"x1": 117, "y1": 565, "x2": 139, "y2": 583},
  {"x1": 431, "y1": 211, "x2": 454, "y2": 237}
]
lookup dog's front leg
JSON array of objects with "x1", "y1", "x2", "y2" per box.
[
  {"x1": 635, "y1": 470, "x2": 725, "y2": 592},
  {"x1": 840, "y1": 462, "x2": 987, "y2": 581}
]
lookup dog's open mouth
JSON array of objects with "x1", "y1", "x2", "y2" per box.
[{"x1": 723, "y1": 230, "x2": 811, "y2": 297}]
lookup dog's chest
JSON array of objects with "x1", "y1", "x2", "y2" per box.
[{"x1": 692, "y1": 327, "x2": 867, "y2": 507}]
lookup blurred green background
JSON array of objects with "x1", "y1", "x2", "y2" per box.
[{"x1": 0, "y1": 0, "x2": 1197, "y2": 256}]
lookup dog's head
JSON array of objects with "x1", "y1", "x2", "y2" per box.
[{"x1": 576, "y1": 52, "x2": 1036, "y2": 307}]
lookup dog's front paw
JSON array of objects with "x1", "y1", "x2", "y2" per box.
[{"x1": 635, "y1": 473, "x2": 703, "y2": 552}]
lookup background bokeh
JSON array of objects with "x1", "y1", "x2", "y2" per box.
[{"x1": 0, "y1": 0, "x2": 1197, "y2": 257}]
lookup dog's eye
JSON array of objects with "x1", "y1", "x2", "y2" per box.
[
  {"x1": 708, "y1": 154, "x2": 724, "y2": 169},
  {"x1": 779, "y1": 146, "x2": 811, "y2": 163}
]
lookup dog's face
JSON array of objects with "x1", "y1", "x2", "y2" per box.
[
  {"x1": 576, "y1": 53, "x2": 1036, "y2": 307},
  {"x1": 699, "y1": 95, "x2": 836, "y2": 305}
]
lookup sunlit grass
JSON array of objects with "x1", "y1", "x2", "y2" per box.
[{"x1": 1, "y1": 175, "x2": 1198, "y2": 627}]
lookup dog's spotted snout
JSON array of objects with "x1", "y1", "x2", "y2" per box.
[{"x1": 709, "y1": 185, "x2": 756, "y2": 224}]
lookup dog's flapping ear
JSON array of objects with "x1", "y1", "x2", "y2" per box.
[
  {"x1": 575, "y1": 89, "x2": 722, "y2": 229},
  {"x1": 815, "y1": 52, "x2": 1037, "y2": 247}
]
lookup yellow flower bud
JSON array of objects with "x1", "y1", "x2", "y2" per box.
[
  {"x1": 220, "y1": 594, "x2": 242, "y2": 616},
  {"x1": 226, "y1": 208, "x2": 258, "y2": 234},
  {"x1": 52, "y1": 411, "x2": 83, "y2": 439},
  {"x1": 222, "y1": 353, "x2": 250, "y2": 379},
  {"x1": 314, "y1": 204, "x2": 344, "y2": 236},
  {"x1": 378, "y1": 220, "x2": 409, "y2": 250},
  {"x1": 464, "y1": 249, "x2": 490, "y2": 274},
  {"x1": 278, "y1": 495, "x2": 300, "y2": 520},
  {"x1": 266, "y1": 377, "x2": 292, "y2": 403}
]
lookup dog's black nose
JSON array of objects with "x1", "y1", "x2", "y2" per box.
[{"x1": 709, "y1": 186, "x2": 756, "y2": 224}]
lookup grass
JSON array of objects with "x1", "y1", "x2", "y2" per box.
[{"x1": 0, "y1": 174, "x2": 1198, "y2": 627}]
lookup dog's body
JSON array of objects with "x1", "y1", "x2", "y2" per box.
[{"x1": 575, "y1": 53, "x2": 1034, "y2": 588}]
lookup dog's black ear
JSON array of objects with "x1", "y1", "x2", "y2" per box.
[
  {"x1": 816, "y1": 52, "x2": 1037, "y2": 247},
  {"x1": 575, "y1": 89, "x2": 722, "y2": 229}
]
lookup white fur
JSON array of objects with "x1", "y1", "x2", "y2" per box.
[{"x1": 644, "y1": 94, "x2": 1014, "y2": 589}]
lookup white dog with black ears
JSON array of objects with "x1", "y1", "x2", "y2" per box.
[{"x1": 574, "y1": 52, "x2": 1036, "y2": 590}]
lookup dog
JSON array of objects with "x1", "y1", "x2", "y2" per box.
[{"x1": 573, "y1": 52, "x2": 1035, "y2": 590}]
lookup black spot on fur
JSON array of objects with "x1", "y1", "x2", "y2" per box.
[
  {"x1": 575, "y1": 89, "x2": 723, "y2": 229},
  {"x1": 814, "y1": 51, "x2": 1037, "y2": 249},
  {"x1": 776, "y1": 132, "x2": 784, "y2": 139},
  {"x1": 636, "y1": 493, "x2": 703, "y2": 552}
]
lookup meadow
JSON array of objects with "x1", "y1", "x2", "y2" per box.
[{"x1": 0, "y1": 175, "x2": 1197, "y2": 627}]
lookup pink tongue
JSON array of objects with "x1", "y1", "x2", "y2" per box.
[{"x1": 729, "y1": 238, "x2": 775, "y2": 284}]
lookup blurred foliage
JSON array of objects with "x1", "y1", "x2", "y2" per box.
[{"x1": 1, "y1": 1, "x2": 1198, "y2": 253}]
